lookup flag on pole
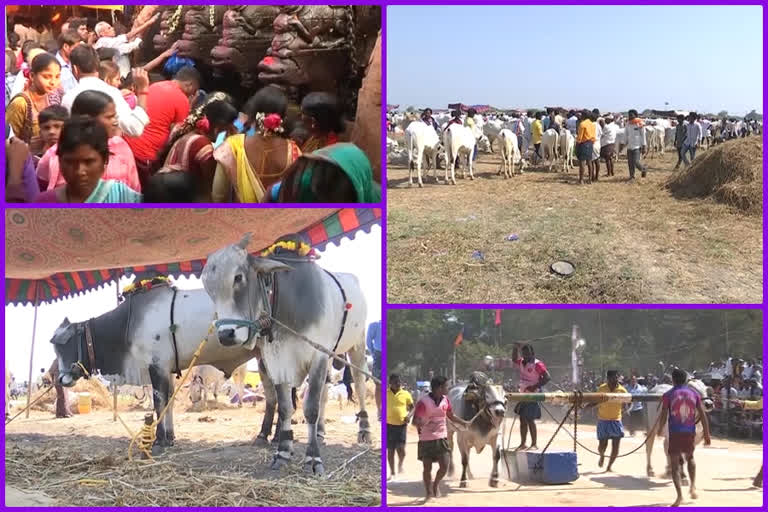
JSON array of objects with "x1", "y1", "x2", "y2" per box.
[
  {"x1": 494, "y1": 309, "x2": 502, "y2": 326},
  {"x1": 454, "y1": 325, "x2": 464, "y2": 347}
]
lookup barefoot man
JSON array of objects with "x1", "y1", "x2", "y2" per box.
[
  {"x1": 587, "y1": 370, "x2": 627, "y2": 472},
  {"x1": 412, "y1": 375, "x2": 470, "y2": 502},
  {"x1": 387, "y1": 373, "x2": 414, "y2": 481},
  {"x1": 657, "y1": 368, "x2": 712, "y2": 507},
  {"x1": 512, "y1": 343, "x2": 551, "y2": 450}
]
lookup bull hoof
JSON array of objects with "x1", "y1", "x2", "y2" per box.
[
  {"x1": 358, "y1": 430, "x2": 372, "y2": 444},
  {"x1": 489, "y1": 478, "x2": 499, "y2": 488},
  {"x1": 271, "y1": 455, "x2": 290, "y2": 471},
  {"x1": 647, "y1": 469, "x2": 656, "y2": 477},
  {"x1": 418, "y1": 183, "x2": 424, "y2": 188},
  {"x1": 151, "y1": 444, "x2": 165, "y2": 457},
  {"x1": 408, "y1": 182, "x2": 414, "y2": 187},
  {"x1": 253, "y1": 434, "x2": 270, "y2": 447},
  {"x1": 459, "y1": 480, "x2": 467, "y2": 488},
  {"x1": 313, "y1": 462, "x2": 325, "y2": 476}
]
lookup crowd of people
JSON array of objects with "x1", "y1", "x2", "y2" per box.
[
  {"x1": 6, "y1": 17, "x2": 380, "y2": 203},
  {"x1": 388, "y1": 348, "x2": 762, "y2": 505},
  {"x1": 390, "y1": 106, "x2": 761, "y2": 185}
]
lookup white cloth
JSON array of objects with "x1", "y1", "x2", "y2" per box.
[
  {"x1": 625, "y1": 122, "x2": 647, "y2": 150},
  {"x1": 94, "y1": 35, "x2": 143, "y2": 78},
  {"x1": 566, "y1": 115, "x2": 578, "y2": 134},
  {"x1": 9, "y1": 70, "x2": 26, "y2": 100},
  {"x1": 592, "y1": 123, "x2": 603, "y2": 159},
  {"x1": 601, "y1": 122, "x2": 619, "y2": 146},
  {"x1": 684, "y1": 121, "x2": 702, "y2": 147},
  {"x1": 61, "y1": 76, "x2": 149, "y2": 137}
]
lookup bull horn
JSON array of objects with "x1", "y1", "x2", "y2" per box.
[
  {"x1": 237, "y1": 233, "x2": 253, "y2": 250},
  {"x1": 248, "y1": 254, "x2": 293, "y2": 274}
]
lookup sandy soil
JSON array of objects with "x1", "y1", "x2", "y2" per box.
[
  {"x1": 5, "y1": 394, "x2": 382, "y2": 507},
  {"x1": 386, "y1": 420, "x2": 763, "y2": 507}
]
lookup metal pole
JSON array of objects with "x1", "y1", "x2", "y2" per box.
[
  {"x1": 25, "y1": 282, "x2": 40, "y2": 419},
  {"x1": 113, "y1": 268, "x2": 121, "y2": 422},
  {"x1": 113, "y1": 382, "x2": 118, "y2": 422},
  {"x1": 724, "y1": 311, "x2": 730, "y2": 437},
  {"x1": 505, "y1": 392, "x2": 663, "y2": 404},
  {"x1": 452, "y1": 348, "x2": 456, "y2": 387},
  {"x1": 598, "y1": 311, "x2": 604, "y2": 377}
]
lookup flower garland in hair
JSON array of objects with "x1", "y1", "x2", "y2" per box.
[{"x1": 254, "y1": 112, "x2": 285, "y2": 137}]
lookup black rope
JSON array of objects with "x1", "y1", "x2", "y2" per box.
[{"x1": 540, "y1": 403, "x2": 656, "y2": 458}]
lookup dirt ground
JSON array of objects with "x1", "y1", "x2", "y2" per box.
[
  {"x1": 386, "y1": 147, "x2": 763, "y2": 304},
  {"x1": 386, "y1": 420, "x2": 763, "y2": 507},
  {"x1": 5, "y1": 394, "x2": 381, "y2": 507}
]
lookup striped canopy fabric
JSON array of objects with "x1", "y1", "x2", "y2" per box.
[{"x1": 5, "y1": 208, "x2": 381, "y2": 305}]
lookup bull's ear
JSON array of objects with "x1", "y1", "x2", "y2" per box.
[
  {"x1": 247, "y1": 254, "x2": 293, "y2": 274},
  {"x1": 62, "y1": 317, "x2": 70, "y2": 326},
  {"x1": 237, "y1": 233, "x2": 253, "y2": 250}
]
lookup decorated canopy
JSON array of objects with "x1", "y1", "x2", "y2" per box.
[{"x1": 5, "y1": 208, "x2": 381, "y2": 305}]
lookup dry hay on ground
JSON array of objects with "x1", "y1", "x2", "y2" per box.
[
  {"x1": 30, "y1": 379, "x2": 111, "y2": 413},
  {"x1": 5, "y1": 435, "x2": 380, "y2": 507},
  {"x1": 666, "y1": 137, "x2": 762, "y2": 215}
]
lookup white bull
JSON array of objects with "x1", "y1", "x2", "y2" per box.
[
  {"x1": 443, "y1": 123, "x2": 477, "y2": 185},
  {"x1": 559, "y1": 129, "x2": 575, "y2": 172},
  {"x1": 405, "y1": 120, "x2": 441, "y2": 188},
  {"x1": 497, "y1": 129, "x2": 527, "y2": 178},
  {"x1": 541, "y1": 129, "x2": 560, "y2": 171}
]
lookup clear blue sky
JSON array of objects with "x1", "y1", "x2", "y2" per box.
[{"x1": 387, "y1": 5, "x2": 763, "y2": 115}]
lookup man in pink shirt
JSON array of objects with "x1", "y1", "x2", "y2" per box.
[
  {"x1": 512, "y1": 343, "x2": 551, "y2": 450},
  {"x1": 412, "y1": 375, "x2": 470, "y2": 502}
]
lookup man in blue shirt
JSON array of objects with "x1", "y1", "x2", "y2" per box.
[
  {"x1": 625, "y1": 375, "x2": 647, "y2": 436},
  {"x1": 366, "y1": 320, "x2": 382, "y2": 420},
  {"x1": 55, "y1": 30, "x2": 80, "y2": 93}
]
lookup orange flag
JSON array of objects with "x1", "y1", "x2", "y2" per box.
[{"x1": 454, "y1": 326, "x2": 464, "y2": 347}]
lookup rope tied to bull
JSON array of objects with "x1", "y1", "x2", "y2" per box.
[
  {"x1": 268, "y1": 316, "x2": 381, "y2": 385},
  {"x1": 127, "y1": 324, "x2": 213, "y2": 461},
  {"x1": 538, "y1": 394, "x2": 666, "y2": 459}
]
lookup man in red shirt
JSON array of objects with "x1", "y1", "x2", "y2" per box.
[{"x1": 125, "y1": 66, "x2": 201, "y2": 189}]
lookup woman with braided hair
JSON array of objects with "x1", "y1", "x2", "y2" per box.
[
  {"x1": 153, "y1": 91, "x2": 238, "y2": 202},
  {"x1": 212, "y1": 86, "x2": 301, "y2": 202}
]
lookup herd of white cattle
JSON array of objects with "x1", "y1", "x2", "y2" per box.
[{"x1": 387, "y1": 111, "x2": 758, "y2": 188}]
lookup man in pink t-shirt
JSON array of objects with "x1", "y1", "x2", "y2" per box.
[
  {"x1": 512, "y1": 343, "x2": 551, "y2": 451},
  {"x1": 412, "y1": 375, "x2": 470, "y2": 502}
]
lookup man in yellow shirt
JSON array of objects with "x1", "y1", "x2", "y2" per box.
[
  {"x1": 531, "y1": 112, "x2": 544, "y2": 164},
  {"x1": 387, "y1": 373, "x2": 414, "y2": 480},
  {"x1": 576, "y1": 110, "x2": 597, "y2": 184},
  {"x1": 586, "y1": 370, "x2": 627, "y2": 472}
]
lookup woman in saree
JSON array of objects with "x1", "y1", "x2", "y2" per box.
[
  {"x1": 154, "y1": 91, "x2": 238, "y2": 202},
  {"x1": 212, "y1": 86, "x2": 301, "y2": 203},
  {"x1": 267, "y1": 142, "x2": 381, "y2": 203}
]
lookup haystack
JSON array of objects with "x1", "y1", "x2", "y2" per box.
[
  {"x1": 666, "y1": 137, "x2": 762, "y2": 215},
  {"x1": 31, "y1": 379, "x2": 111, "y2": 413}
]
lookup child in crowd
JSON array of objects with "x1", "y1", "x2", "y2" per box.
[
  {"x1": 36, "y1": 117, "x2": 142, "y2": 203},
  {"x1": 35, "y1": 105, "x2": 69, "y2": 189}
]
